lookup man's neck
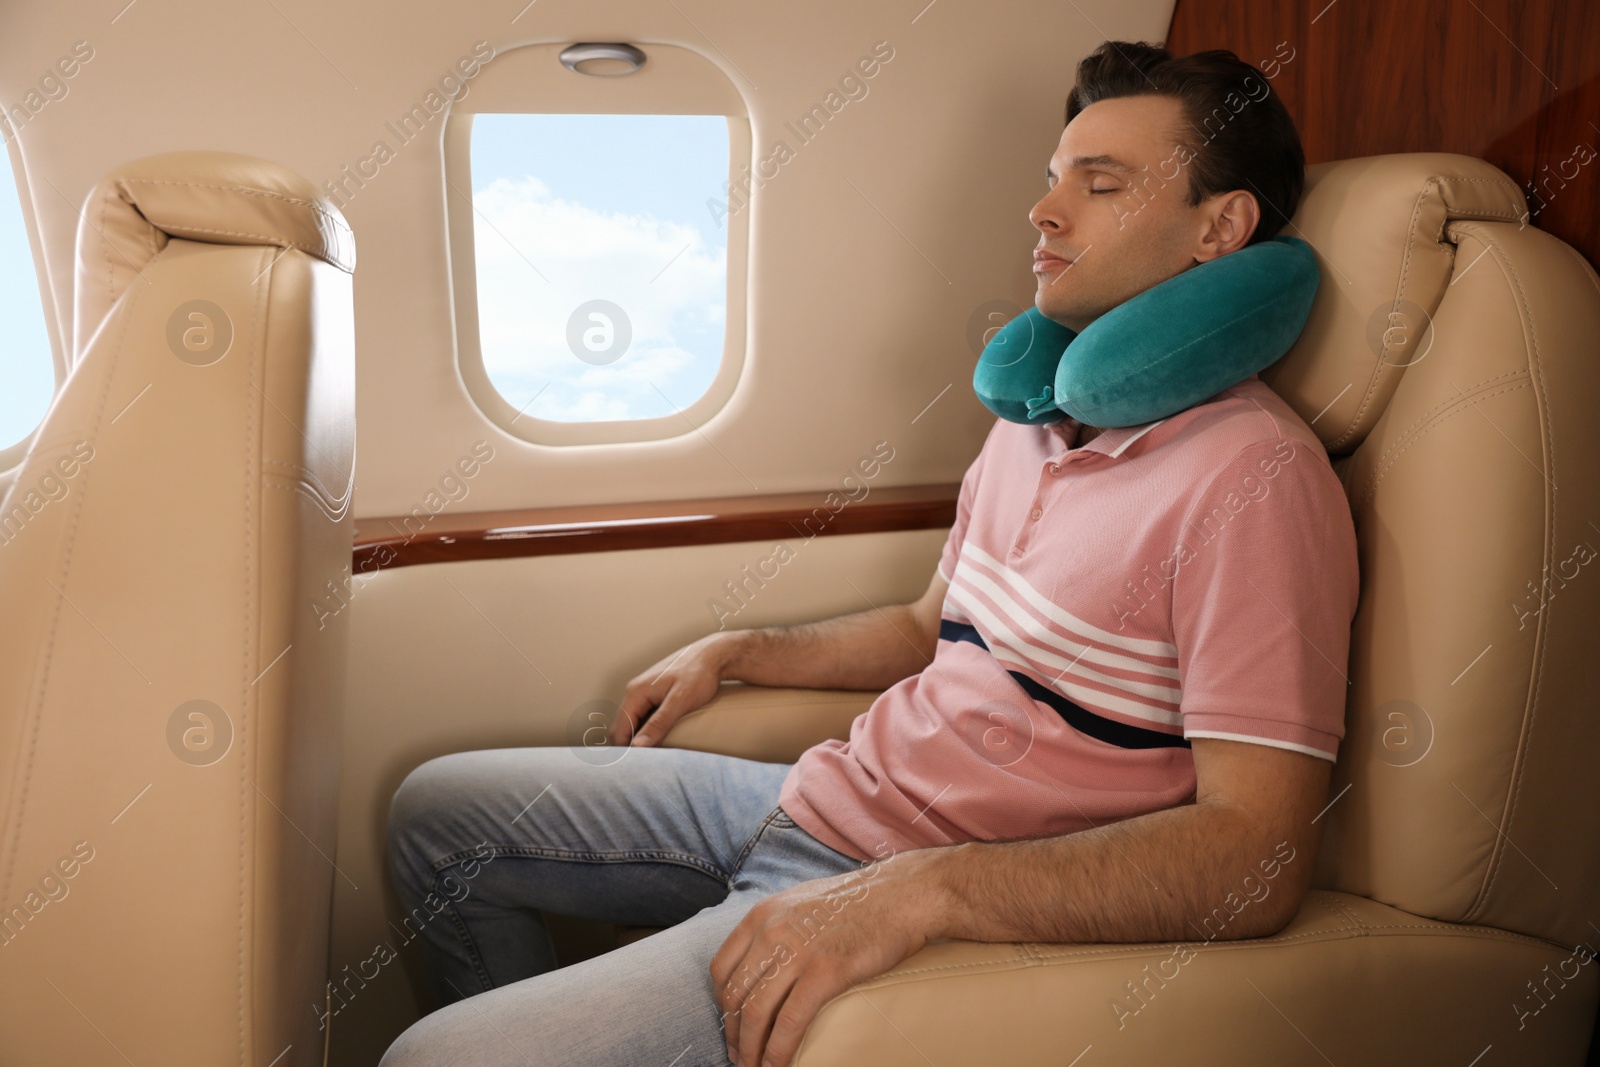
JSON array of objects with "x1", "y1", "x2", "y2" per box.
[{"x1": 1049, "y1": 419, "x2": 1104, "y2": 450}]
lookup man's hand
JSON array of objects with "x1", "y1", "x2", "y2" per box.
[
  {"x1": 608, "y1": 633, "x2": 739, "y2": 747},
  {"x1": 706, "y1": 737, "x2": 1329, "y2": 1065},
  {"x1": 709, "y1": 847, "x2": 946, "y2": 1067}
]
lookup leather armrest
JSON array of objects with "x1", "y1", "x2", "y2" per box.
[
  {"x1": 658, "y1": 681, "x2": 881, "y2": 763},
  {"x1": 793, "y1": 889, "x2": 1593, "y2": 1065}
]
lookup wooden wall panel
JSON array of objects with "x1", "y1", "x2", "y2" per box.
[
  {"x1": 351, "y1": 483, "x2": 959, "y2": 570},
  {"x1": 1165, "y1": 0, "x2": 1600, "y2": 268}
]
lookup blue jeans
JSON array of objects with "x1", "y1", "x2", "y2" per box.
[{"x1": 379, "y1": 745, "x2": 866, "y2": 1067}]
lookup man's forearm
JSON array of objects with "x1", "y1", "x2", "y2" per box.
[
  {"x1": 916, "y1": 800, "x2": 1308, "y2": 946},
  {"x1": 716, "y1": 607, "x2": 934, "y2": 692}
]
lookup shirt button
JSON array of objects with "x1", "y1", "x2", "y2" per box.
[
  {"x1": 1048, "y1": 462, "x2": 1060, "y2": 474},
  {"x1": 1030, "y1": 507, "x2": 1042, "y2": 520}
]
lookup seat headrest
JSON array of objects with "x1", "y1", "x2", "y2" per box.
[
  {"x1": 1261, "y1": 152, "x2": 1528, "y2": 455},
  {"x1": 72, "y1": 150, "x2": 354, "y2": 363}
]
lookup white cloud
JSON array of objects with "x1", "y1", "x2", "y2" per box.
[{"x1": 472, "y1": 176, "x2": 727, "y2": 422}]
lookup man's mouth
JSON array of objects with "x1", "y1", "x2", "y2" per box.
[{"x1": 1033, "y1": 251, "x2": 1072, "y2": 275}]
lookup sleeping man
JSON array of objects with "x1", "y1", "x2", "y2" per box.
[{"x1": 380, "y1": 38, "x2": 1359, "y2": 1067}]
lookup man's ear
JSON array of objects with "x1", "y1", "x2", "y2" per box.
[{"x1": 1195, "y1": 189, "x2": 1261, "y2": 263}]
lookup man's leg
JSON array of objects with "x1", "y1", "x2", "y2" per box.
[
  {"x1": 380, "y1": 802, "x2": 868, "y2": 1067},
  {"x1": 386, "y1": 744, "x2": 793, "y2": 1007}
]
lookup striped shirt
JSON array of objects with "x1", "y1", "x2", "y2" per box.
[{"x1": 778, "y1": 374, "x2": 1360, "y2": 863}]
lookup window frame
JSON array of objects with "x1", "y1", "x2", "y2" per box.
[
  {"x1": 445, "y1": 42, "x2": 752, "y2": 446},
  {"x1": 1, "y1": 135, "x2": 67, "y2": 472}
]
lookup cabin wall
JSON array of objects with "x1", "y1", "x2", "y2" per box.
[
  {"x1": 1167, "y1": 0, "x2": 1600, "y2": 270},
  {"x1": 1, "y1": 0, "x2": 1171, "y2": 518}
]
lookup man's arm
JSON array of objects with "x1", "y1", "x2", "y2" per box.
[
  {"x1": 712, "y1": 736, "x2": 1331, "y2": 1067},
  {"x1": 611, "y1": 569, "x2": 948, "y2": 746},
  {"x1": 923, "y1": 735, "x2": 1330, "y2": 943},
  {"x1": 718, "y1": 568, "x2": 948, "y2": 691}
]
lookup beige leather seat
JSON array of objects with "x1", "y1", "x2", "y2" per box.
[
  {"x1": 648, "y1": 153, "x2": 1600, "y2": 1064},
  {"x1": 0, "y1": 153, "x2": 356, "y2": 1066}
]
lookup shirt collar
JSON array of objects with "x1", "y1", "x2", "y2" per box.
[
  {"x1": 1049, "y1": 413, "x2": 1169, "y2": 459},
  {"x1": 1045, "y1": 373, "x2": 1262, "y2": 460}
]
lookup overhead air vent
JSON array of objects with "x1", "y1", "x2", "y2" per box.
[{"x1": 558, "y1": 43, "x2": 647, "y2": 77}]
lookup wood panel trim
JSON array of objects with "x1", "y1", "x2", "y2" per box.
[
  {"x1": 1164, "y1": 0, "x2": 1600, "y2": 271},
  {"x1": 351, "y1": 482, "x2": 961, "y2": 571}
]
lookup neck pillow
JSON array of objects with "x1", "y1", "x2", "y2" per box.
[{"x1": 974, "y1": 235, "x2": 1320, "y2": 427}]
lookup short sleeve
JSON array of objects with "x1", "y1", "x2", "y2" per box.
[
  {"x1": 937, "y1": 439, "x2": 990, "y2": 583},
  {"x1": 1170, "y1": 436, "x2": 1360, "y2": 761}
]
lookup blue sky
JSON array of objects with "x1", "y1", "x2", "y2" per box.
[
  {"x1": 470, "y1": 113, "x2": 730, "y2": 423},
  {"x1": 0, "y1": 148, "x2": 54, "y2": 450}
]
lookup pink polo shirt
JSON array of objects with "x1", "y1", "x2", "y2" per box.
[{"x1": 777, "y1": 374, "x2": 1360, "y2": 863}]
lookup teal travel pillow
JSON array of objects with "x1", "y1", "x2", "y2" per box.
[{"x1": 973, "y1": 235, "x2": 1320, "y2": 427}]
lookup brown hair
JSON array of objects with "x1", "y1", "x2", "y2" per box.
[{"x1": 1065, "y1": 40, "x2": 1306, "y2": 244}]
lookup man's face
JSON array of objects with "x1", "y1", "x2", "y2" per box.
[{"x1": 1029, "y1": 94, "x2": 1257, "y2": 333}]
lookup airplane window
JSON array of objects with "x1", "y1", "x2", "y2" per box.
[
  {"x1": 469, "y1": 113, "x2": 729, "y2": 424},
  {"x1": 0, "y1": 145, "x2": 55, "y2": 451}
]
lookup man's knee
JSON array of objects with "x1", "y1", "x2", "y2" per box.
[
  {"x1": 376, "y1": 1024, "x2": 426, "y2": 1067},
  {"x1": 377, "y1": 1006, "x2": 467, "y2": 1067},
  {"x1": 387, "y1": 754, "x2": 475, "y2": 887}
]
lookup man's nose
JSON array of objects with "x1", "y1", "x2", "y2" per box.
[{"x1": 1029, "y1": 189, "x2": 1067, "y2": 235}]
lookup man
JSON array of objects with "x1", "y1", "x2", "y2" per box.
[{"x1": 380, "y1": 39, "x2": 1359, "y2": 1067}]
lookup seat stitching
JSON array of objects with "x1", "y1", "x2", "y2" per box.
[
  {"x1": 118, "y1": 178, "x2": 328, "y2": 208},
  {"x1": 263, "y1": 457, "x2": 353, "y2": 504},
  {"x1": 1326, "y1": 174, "x2": 1524, "y2": 453},
  {"x1": 263, "y1": 465, "x2": 354, "y2": 521},
  {"x1": 1445, "y1": 221, "x2": 1553, "y2": 925},
  {"x1": 1026, "y1": 921, "x2": 1549, "y2": 957},
  {"x1": 1321, "y1": 893, "x2": 1367, "y2": 932},
  {"x1": 1350, "y1": 370, "x2": 1529, "y2": 512},
  {"x1": 1352, "y1": 368, "x2": 1527, "y2": 505},
  {"x1": 1327, "y1": 179, "x2": 1436, "y2": 452},
  {"x1": 155, "y1": 225, "x2": 329, "y2": 256},
  {"x1": 263, "y1": 480, "x2": 352, "y2": 523},
  {"x1": 234, "y1": 247, "x2": 270, "y2": 1067},
  {"x1": 1557, "y1": 240, "x2": 1600, "y2": 297},
  {"x1": 115, "y1": 178, "x2": 353, "y2": 257},
  {"x1": 1308, "y1": 892, "x2": 1354, "y2": 931},
  {"x1": 263, "y1": 478, "x2": 349, "y2": 509},
  {"x1": 0, "y1": 276, "x2": 133, "y2": 902},
  {"x1": 1427, "y1": 176, "x2": 1528, "y2": 231},
  {"x1": 1353, "y1": 381, "x2": 1532, "y2": 513},
  {"x1": 857, "y1": 921, "x2": 1569, "y2": 986}
]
